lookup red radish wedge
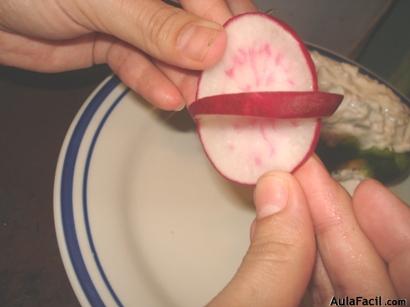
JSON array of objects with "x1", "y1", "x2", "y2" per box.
[
  {"x1": 194, "y1": 13, "x2": 322, "y2": 184},
  {"x1": 189, "y1": 91, "x2": 343, "y2": 118}
]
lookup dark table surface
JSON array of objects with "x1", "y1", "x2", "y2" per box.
[{"x1": 0, "y1": 65, "x2": 111, "y2": 307}]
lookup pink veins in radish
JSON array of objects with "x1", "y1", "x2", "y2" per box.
[
  {"x1": 197, "y1": 14, "x2": 315, "y2": 99},
  {"x1": 197, "y1": 115, "x2": 318, "y2": 183},
  {"x1": 195, "y1": 13, "x2": 321, "y2": 184},
  {"x1": 223, "y1": 43, "x2": 293, "y2": 91}
]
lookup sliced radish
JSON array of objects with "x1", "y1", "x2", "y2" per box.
[
  {"x1": 198, "y1": 116, "x2": 320, "y2": 184},
  {"x1": 195, "y1": 13, "x2": 321, "y2": 184},
  {"x1": 189, "y1": 91, "x2": 343, "y2": 118},
  {"x1": 197, "y1": 14, "x2": 317, "y2": 98}
]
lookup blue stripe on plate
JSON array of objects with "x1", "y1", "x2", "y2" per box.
[{"x1": 61, "y1": 75, "x2": 128, "y2": 307}]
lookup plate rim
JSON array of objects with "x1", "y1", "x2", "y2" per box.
[
  {"x1": 54, "y1": 44, "x2": 410, "y2": 307},
  {"x1": 54, "y1": 75, "x2": 127, "y2": 307}
]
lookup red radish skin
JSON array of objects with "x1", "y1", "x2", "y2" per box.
[
  {"x1": 189, "y1": 91, "x2": 343, "y2": 118},
  {"x1": 195, "y1": 13, "x2": 321, "y2": 184}
]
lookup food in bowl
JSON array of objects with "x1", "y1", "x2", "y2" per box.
[{"x1": 311, "y1": 51, "x2": 410, "y2": 185}]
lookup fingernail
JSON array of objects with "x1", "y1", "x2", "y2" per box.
[
  {"x1": 254, "y1": 174, "x2": 289, "y2": 219},
  {"x1": 174, "y1": 103, "x2": 185, "y2": 111},
  {"x1": 158, "y1": 91, "x2": 185, "y2": 111},
  {"x1": 177, "y1": 22, "x2": 224, "y2": 62}
]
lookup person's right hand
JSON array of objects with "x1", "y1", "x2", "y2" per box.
[
  {"x1": 207, "y1": 156, "x2": 409, "y2": 306},
  {"x1": 295, "y1": 157, "x2": 410, "y2": 305},
  {"x1": 0, "y1": 0, "x2": 257, "y2": 110}
]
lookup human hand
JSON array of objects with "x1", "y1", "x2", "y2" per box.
[
  {"x1": 295, "y1": 157, "x2": 410, "y2": 305},
  {"x1": 0, "y1": 0, "x2": 256, "y2": 110},
  {"x1": 208, "y1": 156, "x2": 409, "y2": 307},
  {"x1": 208, "y1": 170, "x2": 316, "y2": 306}
]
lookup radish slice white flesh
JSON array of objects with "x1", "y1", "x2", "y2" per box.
[
  {"x1": 189, "y1": 91, "x2": 343, "y2": 118},
  {"x1": 196, "y1": 13, "x2": 319, "y2": 184},
  {"x1": 197, "y1": 14, "x2": 317, "y2": 98},
  {"x1": 198, "y1": 116, "x2": 320, "y2": 184}
]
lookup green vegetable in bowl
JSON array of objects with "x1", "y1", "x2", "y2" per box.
[{"x1": 317, "y1": 135, "x2": 410, "y2": 184}]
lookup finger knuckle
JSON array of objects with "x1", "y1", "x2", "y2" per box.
[
  {"x1": 107, "y1": 42, "x2": 129, "y2": 72},
  {"x1": 314, "y1": 214, "x2": 344, "y2": 237},
  {"x1": 142, "y1": 6, "x2": 184, "y2": 52},
  {"x1": 247, "y1": 236, "x2": 297, "y2": 265}
]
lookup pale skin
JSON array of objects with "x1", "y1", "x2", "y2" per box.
[{"x1": 1, "y1": 0, "x2": 409, "y2": 305}]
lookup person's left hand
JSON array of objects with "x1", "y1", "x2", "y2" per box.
[{"x1": 0, "y1": 0, "x2": 257, "y2": 110}]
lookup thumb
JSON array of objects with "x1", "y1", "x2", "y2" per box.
[
  {"x1": 208, "y1": 172, "x2": 315, "y2": 307},
  {"x1": 78, "y1": 0, "x2": 226, "y2": 69}
]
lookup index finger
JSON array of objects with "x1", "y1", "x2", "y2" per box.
[
  {"x1": 353, "y1": 179, "x2": 410, "y2": 298},
  {"x1": 294, "y1": 156, "x2": 396, "y2": 297}
]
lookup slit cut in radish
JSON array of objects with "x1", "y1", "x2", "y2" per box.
[
  {"x1": 194, "y1": 13, "x2": 326, "y2": 184},
  {"x1": 189, "y1": 91, "x2": 343, "y2": 118}
]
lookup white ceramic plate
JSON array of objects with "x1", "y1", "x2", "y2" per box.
[
  {"x1": 54, "y1": 68, "x2": 410, "y2": 306},
  {"x1": 54, "y1": 76, "x2": 256, "y2": 307}
]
